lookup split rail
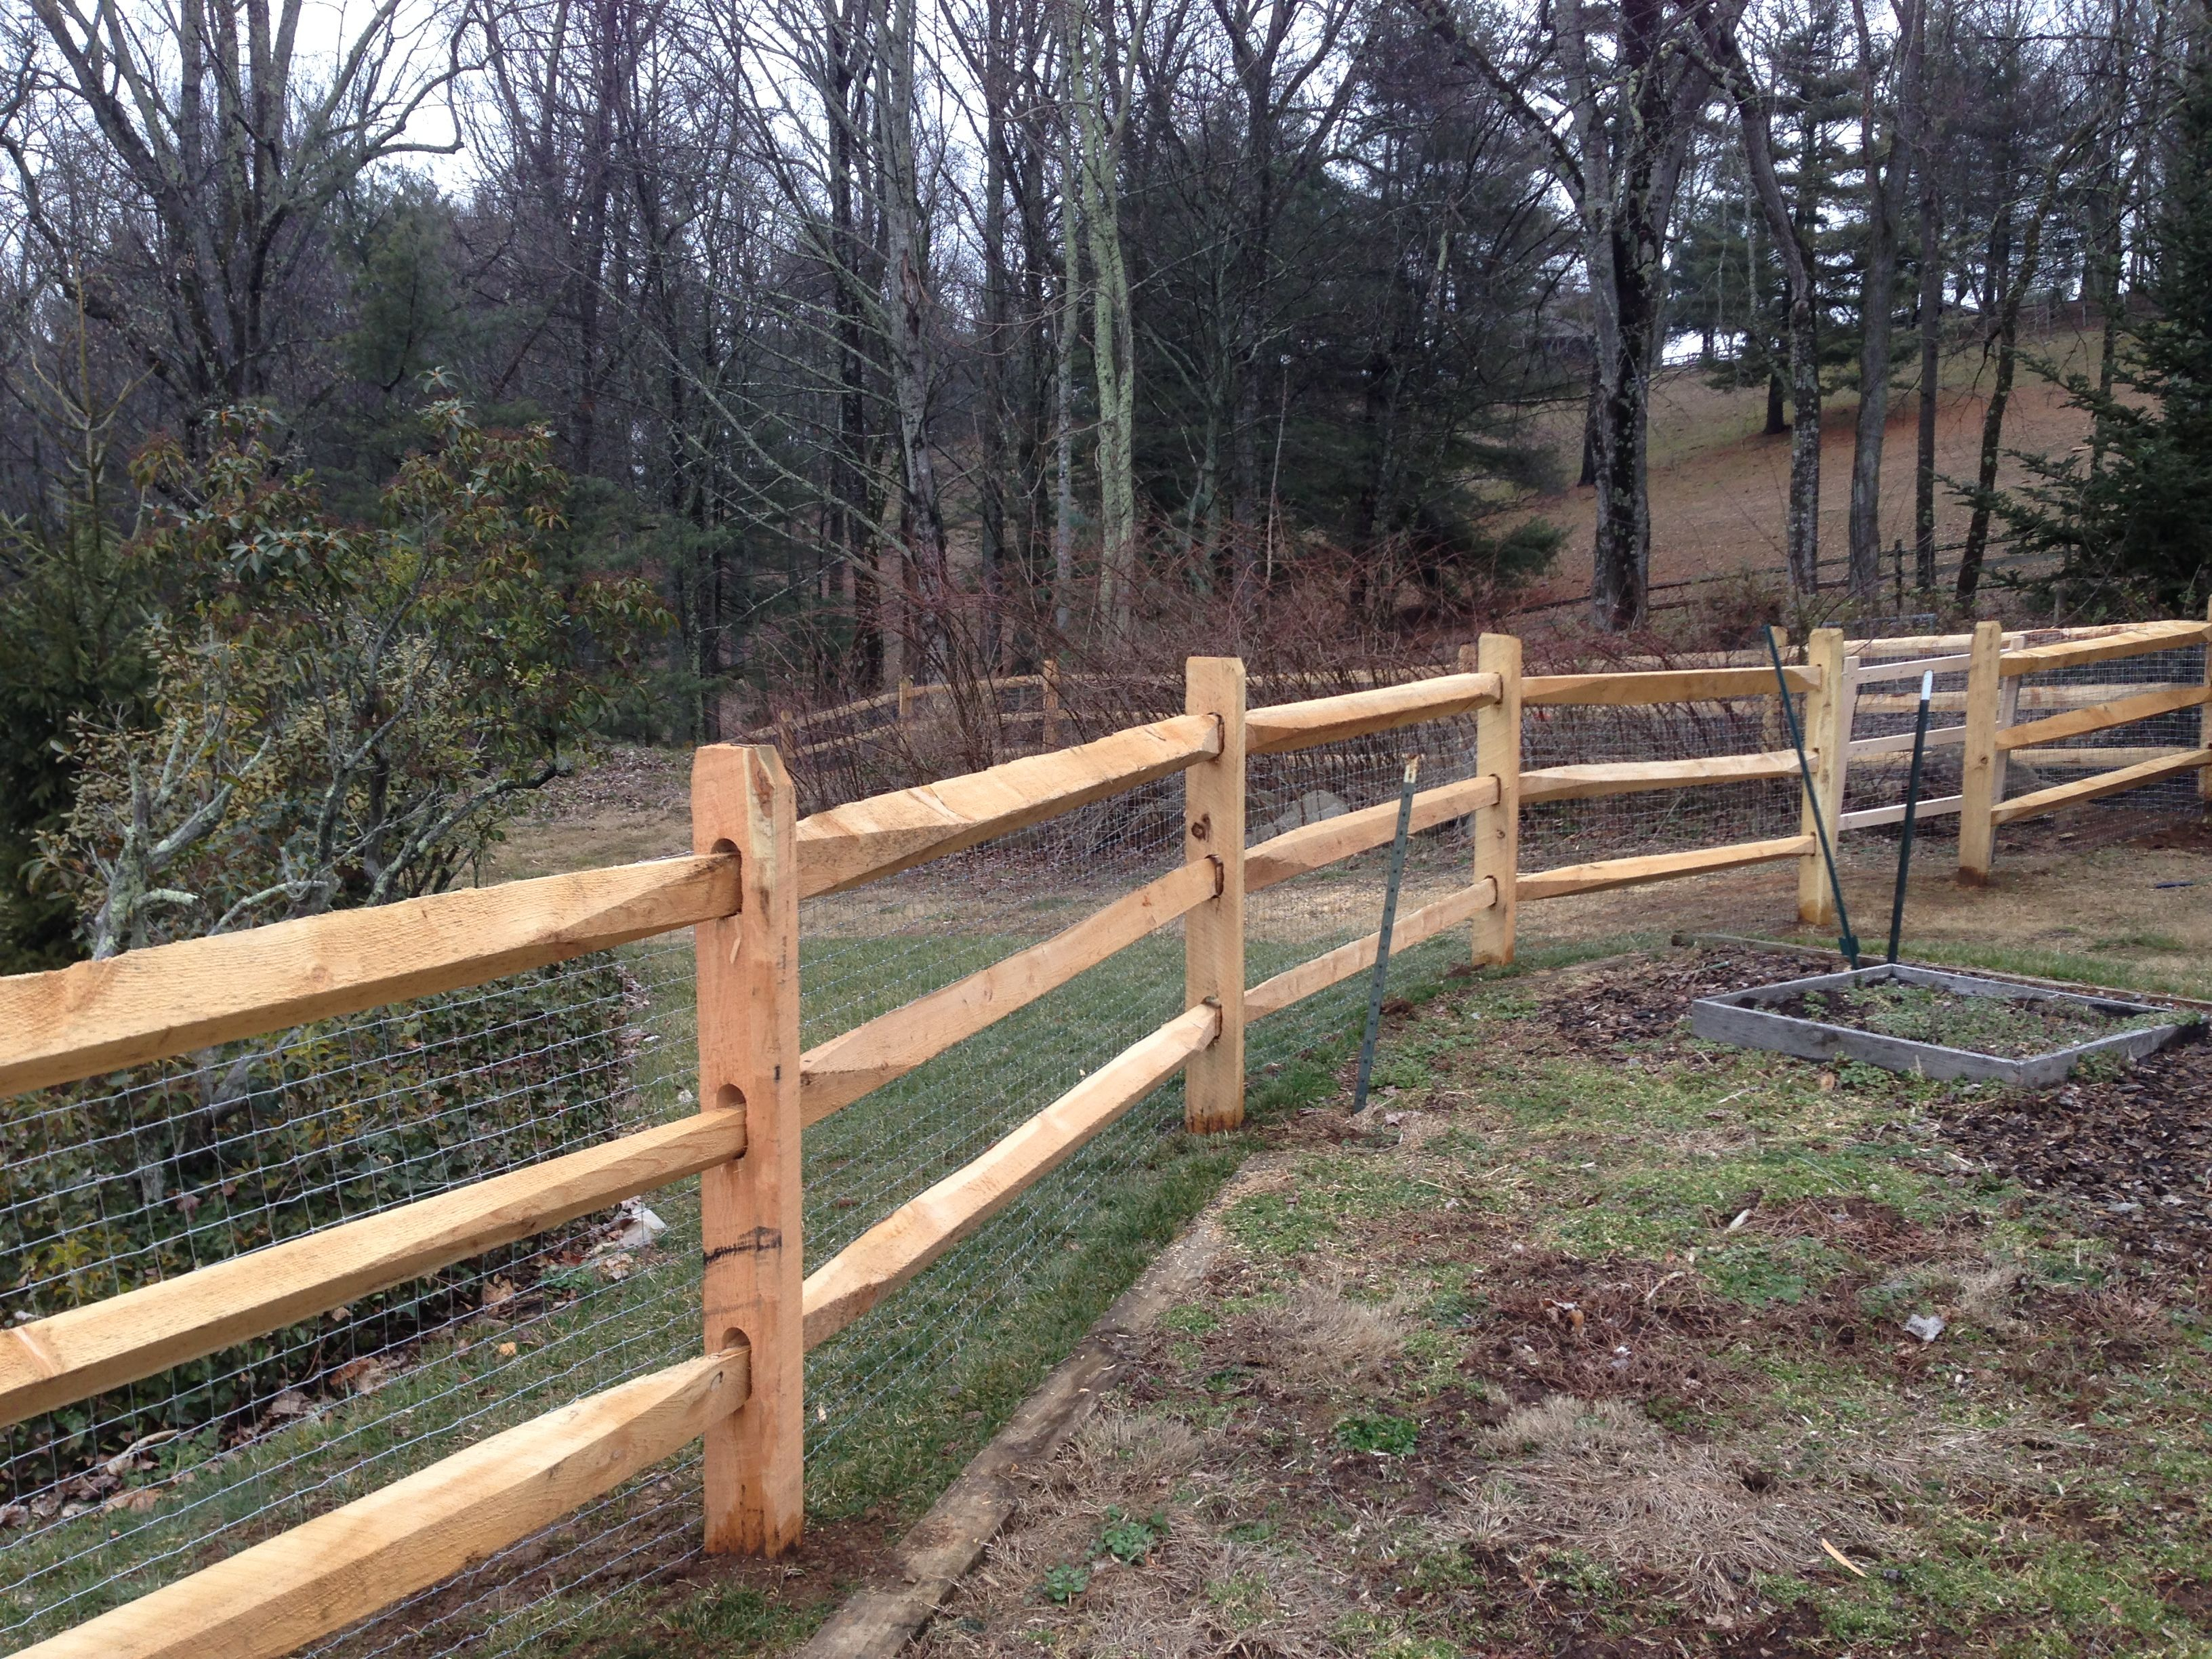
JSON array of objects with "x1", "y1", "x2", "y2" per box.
[{"x1": 1, "y1": 618, "x2": 2206, "y2": 1659}]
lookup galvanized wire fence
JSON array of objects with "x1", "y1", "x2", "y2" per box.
[{"x1": 5, "y1": 630, "x2": 2203, "y2": 1658}]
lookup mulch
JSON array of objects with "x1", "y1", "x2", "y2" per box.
[{"x1": 1936, "y1": 1029, "x2": 2212, "y2": 1273}]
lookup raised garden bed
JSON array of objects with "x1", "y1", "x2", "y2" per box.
[{"x1": 1690, "y1": 962, "x2": 2198, "y2": 1086}]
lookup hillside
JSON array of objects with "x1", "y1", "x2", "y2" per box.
[{"x1": 1513, "y1": 323, "x2": 2103, "y2": 608}]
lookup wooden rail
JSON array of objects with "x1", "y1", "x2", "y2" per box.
[
  {"x1": 800, "y1": 1004, "x2": 1220, "y2": 1348},
  {"x1": 1999, "y1": 619, "x2": 2211, "y2": 677},
  {"x1": 1524, "y1": 665, "x2": 1818, "y2": 705},
  {"x1": 798, "y1": 860, "x2": 1219, "y2": 1122},
  {"x1": 1996, "y1": 684, "x2": 2212, "y2": 752},
  {"x1": 1989, "y1": 747, "x2": 2212, "y2": 826},
  {"x1": 0, "y1": 855, "x2": 739, "y2": 1098},
  {"x1": 1520, "y1": 752, "x2": 1798, "y2": 802},
  {"x1": 13, "y1": 1346, "x2": 752, "y2": 1659},
  {"x1": 1245, "y1": 880, "x2": 1498, "y2": 1021},
  {"x1": 1244, "y1": 775, "x2": 1499, "y2": 890},
  {"x1": 796, "y1": 713, "x2": 1218, "y2": 895},
  {"x1": 1517, "y1": 836, "x2": 1815, "y2": 901},
  {"x1": 1244, "y1": 672, "x2": 1499, "y2": 754},
  {"x1": 0, "y1": 1109, "x2": 747, "y2": 1429}
]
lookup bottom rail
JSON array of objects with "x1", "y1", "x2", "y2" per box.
[
  {"x1": 1989, "y1": 747, "x2": 2212, "y2": 826},
  {"x1": 1517, "y1": 836, "x2": 1814, "y2": 901},
  {"x1": 800, "y1": 1002, "x2": 1221, "y2": 1348},
  {"x1": 19, "y1": 1347, "x2": 753, "y2": 1659}
]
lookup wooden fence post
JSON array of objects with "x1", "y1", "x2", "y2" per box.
[
  {"x1": 1042, "y1": 658, "x2": 1062, "y2": 748},
  {"x1": 692, "y1": 744, "x2": 804, "y2": 1556},
  {"x1": 1957, "y1": 619, "x2": 2005, "y2": 886},
  {"x1": 897, "y1": 677, "x2": 915, "y2": 727},
  {"x1": 2200, "y1": 599, "x2": 2211, "y2": 805},
  {"x1": 1183, "y1": 657, "x2": 1245, "y2": 1133},
  {"x1": 1797, "y1": 628, "x2": 1848, "y2": 926},
  {"x1": 1466, "y1": 636, "x2": 1519, "y2": 967}
]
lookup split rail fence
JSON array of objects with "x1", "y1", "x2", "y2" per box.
[{"x1": 1, "y1": 615, "x2": 2207, "y2": 1659}]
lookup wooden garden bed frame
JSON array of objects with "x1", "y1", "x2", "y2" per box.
[{"x1": 2, "y1": 615, "x2": 2208, "y2": 1659}]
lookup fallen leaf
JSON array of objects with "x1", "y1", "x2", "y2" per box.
[
  {"x1": 1820, "y1": 1538, "x2": 1868, "y2": 1578},
  {"x1": 496, "y1": 1342, "x2": 518, "y2": 1358}
]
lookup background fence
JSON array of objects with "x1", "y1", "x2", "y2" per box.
[{"x1": 1, "y1": 615, "x2": 2206, "y2": 1659}]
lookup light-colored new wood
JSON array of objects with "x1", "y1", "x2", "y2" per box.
[
  {"x1": 0, "y1": 855, "x2": 738, "y2": 1099},
  {"x1": 1799, "y1": 630, "x2": 1849, "y2": 926},
  {"x1": 1839, "y1": 795, "x2": 1965, "y2": 830},
  {"x1": 1523, "y1": 665, "x2": 1818, "y2": 706},
  {"x1": 1849, "y1": 724, "x2": 1969, "y2": 757},
  {"x1": 2203, "y1": 600, "x2": 2212, "y2": 802},
  {"x1": 1849, "y1": 653, "x2": 1973, "y2": 683},
  {"x1": 1517, "y1": 836, "x2": 1815, "y2": 902},
  {"x1": 1243, "y1": 672, "x2": 1500, "y2": 756},
  {"x1": 795, "y1": 714, "x2": 1217, "y2": 897},
  {"x1": 1957, "y1": 620, "x2": 2005, "y2": 885},
  {"x1": 1243, "y1": 775, "x2": 1498, "y2": 892},
  {"x1": 1519, "y1": 750, "x2": 1799, "y2": 803},
  {"x1": 1994, "y1": 682, "x2": 2211, "y2": 752},
  {"x1": 1989, "y1": 747, "x2": 2212, "y2": 825},
  {"x1": 897, "y1": 678, "x2": 916, "y2": 724},
  {"x1": 1245, "y1": 880, "x2": 1498, "y2": 1021},
  {"x1": 801, "y1": 1004, "x2": 1219, "y2": 1348},
  {"x1": 0, "y1": 1109, "x2": 746, "y2": 1430},
  {"x1": 1183, "y1": 659, "x2": 1246, "y2": 1133},
  {"x1": 1470, "y1": 635, "x2": 1520, "y2": 968},
  {"x1": 799, "y1": 861, "x2": 1217, "y2": 1123},
  {"x1": 14, "y1": 1347, "x2": 751, "y2": 1659},
  {"x1": 694, "y1": 745, "x2": 804, "y2": 1557},
  {"x1": 1999, "y1": 618, "x2": 2212, "y2": 677}
]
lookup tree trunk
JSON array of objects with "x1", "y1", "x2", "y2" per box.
[{"x1": 1914, "y1": 160, "x2": 1942, "y2": 590}]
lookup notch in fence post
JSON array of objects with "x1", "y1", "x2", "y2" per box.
[
  {"x1": 1797, "y1": 628, "x2": 1848, "y2": 926},
  {"x1": 1465, "y1": 636, "x2": 1519, "y2": 968},
  {"x1": 1957, "y1": 619, "x2": 2005, "y2": 886},
  {"x1": 1183, "y1": 657, "x2": 1245, "y2": 1134},
  {"x1": 692, "y1": 744, "x2": 804, "y2": 1557}
]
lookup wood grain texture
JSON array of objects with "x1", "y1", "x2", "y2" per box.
[
  {"x1": 1996, "y1": 683, "x2": 2212, "y2": 752},
  {"x1": 1244, "y1": 879, "x2": 1498, "y2": 1022},
  {"x1": 1799, "y1": 630, "x2": 1849, "y2": 926},
  {"x1": 12, "y1": 1347, "x2": 751, "y2": 1659},
  {"x1": 1519, "y1": 750, "x2": 1797, "y2": 803},
  {"x1": 1998, "y1": 618, "x2": 2212, "y2": 677},
  {"x1": 1243, "y1": 672, "x2": 1500, "y2": 755},
  {"x1": 800, "y1": 1005, "x2": 1219, "y2": 1349},
  {"x1": 1470, "y1": 635, "x2": 1519, "y2": 968},
  {"x1": 794, "y1": 714, "x2": 1217, "y2": 897},
  {"x1": 1183, "y1": 659, "x2": 1246, "y2": 1133},
  {"x1": 695, "y1": 745, "x2": 804, "y2": 1557},
  {"x1": 1242, "y1": 775, "x2": 1498, "y2": 892},
  {"x1": 0, "y1": 855, "x2": 739, "y2": 1099},
  {"x1": 1849, "y1": 724, "x2": 1969, "y2": 757},
  {"x1": 798, "y1": 860, "x2": 1218, "y2": 1123},
  {"x1": 1516, "y1": 836, "x2": 1814, "y2": 902},
  {"x1": 1523, "y1": 665, "x2": 1819, "y2": 706},
  {"x1": 1956, "y1": 621, "x2": 2005, "y2": 884},
  {"x1": 1839, "y1": 794, "x2": 1965, "y2": 830},
  {"x1": 1988, "y1": 747, "x2": 2212, "y2": 825},
  {"x1": 0, "y1": 1110, "x2": 746, "y2": 1430},
  {"x1": 1849, "y1": 652, "x2": 1973, "y2": 682}
]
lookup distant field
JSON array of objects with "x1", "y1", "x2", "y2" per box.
[{"x1": 1513, "y1": 321, "x2": 2106, "y2": 604}]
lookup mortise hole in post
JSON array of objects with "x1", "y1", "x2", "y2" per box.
[
  {"x1": 720, "y1": 1328, "x2": 750, "y2": 1356},
  {"x1": 716, "y1": 1083, "x2": 745, "y2": 1113}
]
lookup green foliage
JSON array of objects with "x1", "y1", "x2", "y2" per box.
[
  {"x1": 1334, "y1": 1412, "x2": 1418, "y2": 1455},
  {"x1": 0, "y1": 958, "x2": 634, "y2": 1494},
  {"x1": 1984, "y1": 41, "x2": 2212, "y2": 613},
  {"x1": 0, "y1": 509, "x2": 152, "y2": 970},
  {"x1": 1100, "y1": 1507, "x2": 1168, "y2": 1562},
  {"x1": 36, "y1": 390, "x2": 670, "y2": 955},
  {"x1": 1040, "y1": 1563, "x2": 1092, "y2": 1603}
]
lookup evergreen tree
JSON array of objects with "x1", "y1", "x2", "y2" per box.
[{"x1": 1986, "y1": 33, "x2": 2212, "y2": 613}]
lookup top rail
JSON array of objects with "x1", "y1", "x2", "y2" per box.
[
  {"x1": 0, "y1": 855, "x2": 739, "y2": 1099},
  {"x1": 1244, "y1": 672, "x2": 1500, "y2": 754},
  {"x1": 1524, "y1": 665, "x2": 1818, "y2": 705},
  {"x1": 1999, "y1": 619, "x2": 2212, "y2": 677}
]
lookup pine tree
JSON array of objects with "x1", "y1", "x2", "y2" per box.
[{"x1": 1986, "y1": 33, "x2": 2212, "y2": 613}]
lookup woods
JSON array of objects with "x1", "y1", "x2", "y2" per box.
[{"x1": 2, "y1": 0, "x2": 2210, "y2": 957}]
